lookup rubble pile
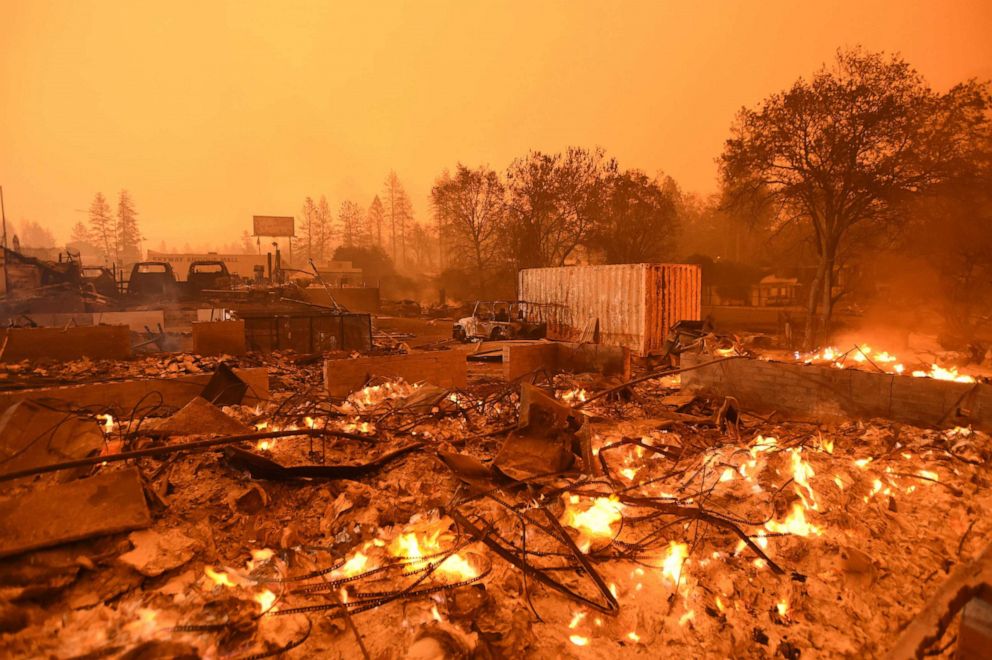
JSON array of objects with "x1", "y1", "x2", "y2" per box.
[{"x1": 0, "y1": 352, "x2": 990, "y2": 658}]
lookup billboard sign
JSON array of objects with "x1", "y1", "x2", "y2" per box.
[{"x1": 252, "y1": 215, "x2": 295, "y2": 237}]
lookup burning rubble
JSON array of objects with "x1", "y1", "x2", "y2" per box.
[{"x1": 0, "y1": 334, "x2": 990, "y2": 659}]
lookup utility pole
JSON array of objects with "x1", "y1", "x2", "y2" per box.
[{"x1": 0, "y1": 185, "x2": 7, "y2": 251}]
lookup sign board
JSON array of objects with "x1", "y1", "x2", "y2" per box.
[{"x1": 252, "y1": 216, "x2": 295, "y2": 237}]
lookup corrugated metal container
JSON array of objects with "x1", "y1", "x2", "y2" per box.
[{"x1": 518, "y1": 263, "x2": 701, "y2": 356}]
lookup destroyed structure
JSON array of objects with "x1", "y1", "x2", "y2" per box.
[{"x1": 0, "y1": 252, "x2": 991, "y2": 660}]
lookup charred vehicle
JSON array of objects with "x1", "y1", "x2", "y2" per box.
[
  {"x1": 453, "y1": 300, "x2": 548, "y2": 342},
  {"x1": 80, "y1": 266, "x2": 119, "y2": 299},
  {"x1": 126, "y1": 262, "x2": 180, "y2": 302},
  {"x1": 185, "y1": 260, "x2": 233, "y2": 298}
]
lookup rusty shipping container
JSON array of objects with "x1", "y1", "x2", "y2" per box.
[{"x1": 518, "y1": 263, "x2": 701, "y2": 356}]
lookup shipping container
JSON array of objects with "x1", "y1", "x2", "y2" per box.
[{"x1": 518, "y1": 263, "x2": 701, "y2": 356}]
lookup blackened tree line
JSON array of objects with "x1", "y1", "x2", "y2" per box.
[{"x1": 432, "y1": 149, "x2": 682, "y2": 297}]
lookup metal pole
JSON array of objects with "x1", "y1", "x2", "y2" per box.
[{"x1": 0, "y1": 185, "x2": 7, "y2": 250}]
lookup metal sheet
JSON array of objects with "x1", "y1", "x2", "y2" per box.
[{"x1": 518, "y1": 263, "x2": 701, "y2": 356}]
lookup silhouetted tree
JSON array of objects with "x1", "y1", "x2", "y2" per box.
[
  {"x1": 504, "y1": 147, "x2": 615, "y2": 268},
  {"x1": 382, "y1": 172, "x2": 414, "y2": 267},
  {"x1": 117, "y1": 190, "x2": 141, "y2": 264},
  {"x1": 589, "y1": 170, "x2": 680, "y2": 263},
  {"x1": 432, "y1": 164, "x2": 506, "y2": 292},
  {"x1": 367, "y1": 196, "x2": 385, "y2": 248},
  {"x1": 338, "y1": 200, "x2": 365, "y2": 248},
  {"x1": 315, "y1": 195, "x2": 333, "y2": 262},
  {"x1": 88, "y1": 192, "x2": 115, "y2": 264},
  {"x1": 721, "y1": 47, "x2": 991, "y2": 346}
]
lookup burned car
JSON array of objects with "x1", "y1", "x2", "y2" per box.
[
  {"x1": 453, "y1": 300, "x2": 547, "y2": 342},
  {"x1": 127, "y1": 261, "x2": 180, "y2": 301},
  {"x1": 185, "y1": 260, "x2": 233, "y2": 298}
]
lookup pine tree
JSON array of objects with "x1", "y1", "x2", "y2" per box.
[
  {"x1": 88, "y1": 192, "x2": 115, "y2": 264},
  {"x1": 367, "y1": 196, "x2": 385, "y2": 248},
  {"x1": 69, "y1": 221, "x2": 91, "y2": 245},
  {"x1": 117, "y1": 190, "x2": 142, "y2": 264},
  {"x1": 338, "y1": 200, "x2": 364, "y2": 248},
  {"x1": 382, "y1": 172, "x2": 413, "y2": 267},
  {"x1": 297, "y1": 196, "x2": 318, "y2": 261}
]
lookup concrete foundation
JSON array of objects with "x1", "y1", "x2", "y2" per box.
[
  {"x1": 0, "y1": 367, "x2": 269, "y2": 416},
  {"x1": 0, "y1": 325, "x2": 132, "y2": 361},
  {"x1": 681, "y1": 353, "x2": 992, "y2": 432}
]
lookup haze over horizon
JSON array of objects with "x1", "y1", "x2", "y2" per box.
[{"x1": 2, "y1": 0, "x2": 990, "y2": 250}]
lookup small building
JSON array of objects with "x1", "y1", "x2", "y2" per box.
[{"x1": 750, "y1": 274, "x2": 802, "y2": 307}]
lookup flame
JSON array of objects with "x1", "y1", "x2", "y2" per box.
[
  {"x1": 715, "y1": 347, "x2": 736, "y2": 357},
  {"x1": 247, "y1": 548, "x2": 275, "y2": 572},
  {"x1": 765, "y1": 502, "x2": 822, "y2": 537},
  {"x1": 918, "y1": 469, "x2": 939, "y2": 482},
  {"x1": 388, "y1": 527, "x2": 477, "y2": 580},
  {"x1": 776, "y1": 599, "x2": 789, "y2": 618},
  {"x1": 559, "y1": 388, "x2": 589, "y2": 403},
  {"x1": 254, "y1": 589, "x2": 277, "y2": 612},
  {"x1": 344, "y1": 380, "x2": 419, "y2": 411},
  {"x1": 562, "y1": 496, "x2": 624, "y2": 540},
  {"x1": 912, "y1": 364, "x2": 975, "y2": 383},
  {"x1": 338, "y1": 551, "x2": 370, "y2": 577},
  {"x1": 304, "y1": 416, "x2": 316, "y2": 429},
  {"x1": 627, "y1": 631, "x2": 641, "y2": 642},
  {"x1": 204, "y1": 567, "x2": 236, "y2": 588},
  {"x1": 98, "y1": 414, "x2": 114, "y2": 433},
  {"x1": 790, "y1": 448, "x2": 818, "y2": 510},
  {"x1": 568, "y1": 611, "x2": 586, "y2": 629},
  {"x1": 662, "y1": 541, "x2": 689, "y2": 585},
  {"x1": 431, "y1": 604, "x2": 442, "y2": 621},
  {"x1": 569, "y1": 634, "x2": 590, "y2": 646},
  {"x1": 719, "y1": 467, "x2": 736, "y2": 482},
  {"x1": 255, "y1": 421, "x2": 268, "y2": 431},
  {"x1": 342, "y1": 418, "x2": 375, "y2": 434},
  {"x1": 715, "y1": 596, "x2": 726, "y2": 613},
  {"x1": 678, "y1": 609, "x2": 696, "y2": 626},
  {"x1": 257, "y1": 439, "x2": 272, "y2": 451}
]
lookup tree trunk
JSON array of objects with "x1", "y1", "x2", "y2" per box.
[{"x1": 803, "y1": 260, "x2": 825, "y2": 350}]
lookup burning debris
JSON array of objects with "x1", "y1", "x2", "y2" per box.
[{"x1": 0, "y1": 337, "x2": 989, "y2": 658}]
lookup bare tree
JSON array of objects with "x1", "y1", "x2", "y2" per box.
[
  {"x1": 721, "y1": 47, "x2": 991, "y2": 346},
  {"x1": 432, "y1": 164, "x2": 506, "y2": 292}
]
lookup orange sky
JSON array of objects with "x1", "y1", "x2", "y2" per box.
[{"x1": 2, "y1": 0, "x2": 990, "y2": 250}]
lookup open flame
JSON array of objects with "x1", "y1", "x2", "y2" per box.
[
  {"x1": 388, "y1": 526, "x2": 477, "y2": 580},
  {"x1": 765, "y1": 502, "x2": 822, "y2": 537},
  {"x1": 204, "y1": 566, "x2": 237, "y2": 588},
  {"x1": 562, "y1": 495, "x2": 624, "y2": 544},
  {"x1": 912, "y1": 364, "x2": 976, "y2": 383},
  {"x1": 661, "y1": 541, "x2": 689, "y2": 585},
  {"x1": 254, "y1": 589, "x2": 277, "y2": 612},
  {"x1": 559, "y1": 387, "x2": 588, "y2": 403},
  {"x1": 98, "y1": 414, "x2": 114, "y2": 433}
]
